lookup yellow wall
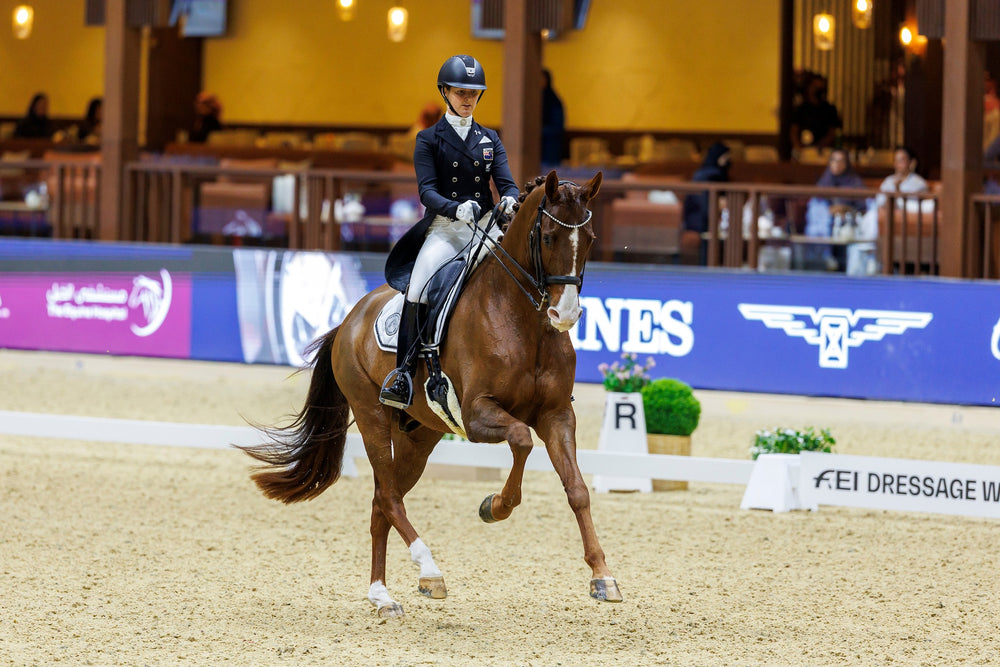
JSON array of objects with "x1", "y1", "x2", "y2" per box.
[
  {"x1": 1, "y1": 0, "x2": 779, "y2": 133},
  {"x1": 544, "y1": 1, "x2": 781, "y2": 132},
  {"x1": 0, "y1": 0, "x2": 104, "y2": 118}
]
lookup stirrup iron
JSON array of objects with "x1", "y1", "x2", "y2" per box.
[{"x1": 379, "y1": 368, "x2": 414, "y2": 410}]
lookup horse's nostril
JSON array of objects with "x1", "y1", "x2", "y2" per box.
[{"x1": 547, "y1": 307, "x2": 560, "y2": 321}]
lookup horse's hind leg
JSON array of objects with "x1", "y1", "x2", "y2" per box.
[
  {"x1": 359, "y1": 408, "x2": 444, "y2": 616},
  {"x1": 465, "y1": 398, "x2": 535, "y2": 523}
]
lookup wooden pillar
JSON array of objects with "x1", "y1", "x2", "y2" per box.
[
  {"x1": 939, "y1": 0, "x2": 985, "y2": 277},
  {"x1": 502, "y1": 0, "x2": 543, "y2": 187},
  {"x1": 145, "y1": 27, "x2": 203, "y2": 151},
  {"x1": 99, "y1": 0, "x2": 142, "y2": 241},
  {"x1": 777, "y1": 0, "x2": 795, "y2": 161}
]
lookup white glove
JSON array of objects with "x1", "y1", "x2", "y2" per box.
[
  {"x1": 500, "y1": 195, "x2": 518, "y2": 215},
  {"x1": 456, "y1": 200, "x2": 482, "y2": 225}
]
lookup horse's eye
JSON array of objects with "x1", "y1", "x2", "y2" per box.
[{"x1": 542, "y1": 234, "x2": 554, "y2": 246}]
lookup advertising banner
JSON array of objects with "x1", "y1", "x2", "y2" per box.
[
  {"x1": 1, "y1": 238, "x2": 997, "y2": 407},
  {"x1": 800, "y1": 452, "x2": 1000, "y2": 519},
  {"x1": 232, "y1": 249, "x2": 369, "y2": 366},
  {"x1": 0, "y1": 268, "x2": 191, "y2": 358},
  {"x1": 571, "y1": 266, "x2": 1000, "y2": 406}
]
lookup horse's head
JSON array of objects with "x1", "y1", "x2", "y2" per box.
[{"x1": 509, "y1": 170, "x2": 602, "y2": 332}]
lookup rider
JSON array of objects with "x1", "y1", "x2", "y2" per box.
[{"x1": 380, "y1": 54, "x2": 520, "y2": 410}]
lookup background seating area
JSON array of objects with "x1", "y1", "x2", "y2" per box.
[{"x1": 2, "y1": 129, "x2": 990, "y2": 277}]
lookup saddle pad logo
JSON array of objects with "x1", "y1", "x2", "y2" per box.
[
  {"x1": 385, "y1": 312, "x2": 400, "y2": 336},
  {"x1": 738, "y1": 303, "x2": 933, "y2": 369}
]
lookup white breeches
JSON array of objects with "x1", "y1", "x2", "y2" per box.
[{"x1": 406, "y1": 213, "x2": 500, "y2": 304}]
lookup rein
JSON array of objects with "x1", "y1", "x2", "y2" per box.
[{"x1": 472, "y1": 181, "x2": 591, "y2": 311}]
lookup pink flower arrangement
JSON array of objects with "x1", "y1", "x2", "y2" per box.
[{"x1": 597, "y1": 352, "x2": 656, "y2": 393}]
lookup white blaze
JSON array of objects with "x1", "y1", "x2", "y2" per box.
[{"x1": 547, "y1": 228, "x2": 582, "y2": 331}]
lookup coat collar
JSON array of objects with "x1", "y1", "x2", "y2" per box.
[{"x1": 435, "y1": 115, "x2": 486, "y2": 158}]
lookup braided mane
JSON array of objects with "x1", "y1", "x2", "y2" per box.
[{"x1": 501, "y1": 175, "x2": 548, "y2": 231}]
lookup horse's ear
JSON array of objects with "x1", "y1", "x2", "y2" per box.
[
  {"x1": 581, "y1": 171, "x2": 603, "y2": 203},
  {"x1": 544, "y1": 170, "x2": 560, "y2": 201}
]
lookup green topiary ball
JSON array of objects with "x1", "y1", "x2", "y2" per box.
[{"x1": 641, "y1": 378, "x2": 701, "y2": 436}]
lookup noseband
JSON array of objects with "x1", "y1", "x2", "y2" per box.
[
  {"x1": 473, "y1": 181, "x2": 592, "y2": 312},
  {"x1": 528, "y1": 186, "x2": 593, "y2": 297}
]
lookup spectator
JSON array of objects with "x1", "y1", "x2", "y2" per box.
[
  {"x1": 986, "y1": 131, "x2": 1000, "y2": 166},
  {"x1": 876, "y1": 146, "x2": 928, "y2": 206},
  {"x1": 985, "y1": 72, "x2": 1000, "y2": 151},
  {"x1": 407, "y1": 102, "x2": 444, "y2": 139},
  {"x1": 790, "y1": 74, "x2": 842, "y2": 153},
  {"x1": 682, "y1": 141, "x2": 731, "y2": 264},
  {"x1": 190, "y1": 91, "x2": 222, "y2": 143},
  {"x1": 804, "y1": 148, "x2": 869, "y2": 270},
  {"x1": 848, "y1": 146, "x2": 928, "y2": 275},
  {"x1": 78, "y1": 97, "x2": 102, "y2": 145},
  {"x1": 14, "y1": 92, "x2": 54, "y2": 139},
  {"x1": 541, "y1": 68, "x2": 566, "y2": 167}
]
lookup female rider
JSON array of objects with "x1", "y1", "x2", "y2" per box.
[{"x1": 380, "y1": 55, "x2": 520, "y2": 409}]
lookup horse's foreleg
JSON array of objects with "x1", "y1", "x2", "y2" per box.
[
  {"x1": 537, "y1": 408, "x2": 623, "y2": 603},
  {"x1": 465, "y1": 398, "x2": 534, "y2": 523}
]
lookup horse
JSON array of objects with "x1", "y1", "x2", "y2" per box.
[{"x1": 238, "y1": 170, "x2": 621, "y2": 617}]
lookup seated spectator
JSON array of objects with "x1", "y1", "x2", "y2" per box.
[
  {"x1": 78, "y1": 97, "x2": 102, "y2": 145},
  {"x1": 682, "y1": 142, "x2": 731, "y2": 264},
  {"x1": 14, "y1": 92, "x2": 54, "y2": 139},
  {"x1": 985, "y1": 131, "x2": 1000, "y2": 167},
  {"x1": 875, "y1": 146, "x2": 928, "y2": 207},
  {"x1": 190, "y1": 92, "x2": 223, "y2": 143},
  {"x1": 804, "y1": 149, "x2": 870, "y2": 270},
  {"x1": 848, "y1": 146, "x2": 930, "y2": 275}
]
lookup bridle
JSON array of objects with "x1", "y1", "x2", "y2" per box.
[{"x1": 476, "y1": 181, "x2": 592, "y2": 311}]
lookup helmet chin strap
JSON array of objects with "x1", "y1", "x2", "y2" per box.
[
  {"x1": 440, "y1": 88, "x2": 459, "y2": 116},
  {"x1": 439, "y1": 86, "x2": 485, "y2": 117}
]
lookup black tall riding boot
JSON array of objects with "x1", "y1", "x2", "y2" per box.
[{"x1": 379, "y1": 300, "x2": 423, "y2": 409}]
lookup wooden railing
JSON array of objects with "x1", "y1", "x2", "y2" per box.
[
  {"x1": 970, "y1": 193, "x2": 1000, "y2": 279},
  {"x1": 596, "y1": 179, "x2": 942, "y2": 275},
  {"x1": 0, "y1": 156, "x2": 963, "y2": 278},
  {"x1": 0, "y1": 157, "x2": 101, "y2": 238},
  {"x1": 123, "y1": 162, "x2": 418, "y2": 250}
]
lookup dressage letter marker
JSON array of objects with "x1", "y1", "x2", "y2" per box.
[{"x1": 592, "y1": 392, "x2": 652, "y2": 493}]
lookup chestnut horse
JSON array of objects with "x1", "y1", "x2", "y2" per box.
[{"x1": 239, "y1": 170, "x2": 621, "y2": 617}]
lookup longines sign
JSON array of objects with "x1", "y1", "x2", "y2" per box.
[{"x1": 799, "y1": 452, "x2": 1000, "y2": 519}]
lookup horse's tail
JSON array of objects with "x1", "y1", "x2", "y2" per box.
[{"x1": 236, "y1": 327, "x2": 349, "y2": 504}]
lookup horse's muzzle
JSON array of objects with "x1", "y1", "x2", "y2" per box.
[{"x1": 547, "y1": 285, "x2": 582, "y2": 331}]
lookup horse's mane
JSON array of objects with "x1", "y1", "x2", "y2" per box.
[{"x1": 502, "y1": 175, "x2": 549, "y2": 232}]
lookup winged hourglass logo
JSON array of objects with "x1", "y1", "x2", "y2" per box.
[{"x1": 738, "y1": 304, "x2": 933, "y2": 369}]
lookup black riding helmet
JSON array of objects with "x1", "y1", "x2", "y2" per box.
[{"x1": 437, "y1": 55, "x2": 486, "y2": 114}]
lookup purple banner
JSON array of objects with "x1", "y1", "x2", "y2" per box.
[{"x1": 0, "y1": 269, "x2": 191, "y2": 357}]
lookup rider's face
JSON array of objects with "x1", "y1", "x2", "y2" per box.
[{"x1": 445, "y1": 87, "x2": 480, "y2": 118}]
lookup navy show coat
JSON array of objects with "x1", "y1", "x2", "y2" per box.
[{"x1": 385, "y1": 115, "x2": 519, "y2": 291}]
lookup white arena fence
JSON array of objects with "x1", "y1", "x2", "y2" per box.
[
  {"x1": 0, "y1": 410, "x2": 754, "y2": 485},
  {"x1": 8, "y1": 411, "x2": 1000, "y2": 519}
]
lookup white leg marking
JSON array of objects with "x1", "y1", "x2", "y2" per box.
[
  {"x1": 409, "y1": 538, "x2": 443, "y2": 578},
  {"x1": 368, "y1": 580, "x2": 396, "y2": 609}
]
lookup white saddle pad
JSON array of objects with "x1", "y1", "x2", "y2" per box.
[{"x1": 374, "y1": 292, "x2": 405, "y2": 353}]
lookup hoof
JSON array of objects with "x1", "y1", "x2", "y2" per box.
[
  {"x1": 376, "y1": 602, "x2": 405, "y2": 618},
  {"x1": 589, "y1": 577, "x2": 624, "y2": 603},
  {"x1": 478, "y1": 493, "x2": 498, "y2": 523},
  {"x1": 418, "y1": 576, "x2": 447, "y2": 599}
]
